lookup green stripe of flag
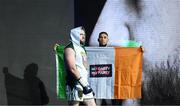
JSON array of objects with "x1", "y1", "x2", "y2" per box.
[
  {"x1": 119, "y1": 40, "x2": 142, "y2": 47},
  {"x1": 55, "y1": 45, "x2": 66, "y2": 99}
]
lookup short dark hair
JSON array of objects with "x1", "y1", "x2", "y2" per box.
[{"x1": 98, "y1": 32, "x2": 108, "y2": 38}]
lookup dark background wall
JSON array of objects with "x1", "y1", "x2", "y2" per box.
[
  {"x1": 0, "y1": 0, "x2": 106, "y2": 105},
  {"x1": 74, "y1": 0, "x2": 106, "y2": 45},
  {"x1": 0, "y1": 0, "x2": 73, "y2": 105}
]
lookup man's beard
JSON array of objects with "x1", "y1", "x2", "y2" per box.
[
  {"x1": 142, "y1": 55, "x2": 180, "y2": 105},
  {"x1": 80, "y1": 40, "x2": 85, "y2": 45}
]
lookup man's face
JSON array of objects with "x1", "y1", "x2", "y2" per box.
[
  {"x1": 80, "y1": 30, "x2": 86, "y2": 45},
  {"x1": 98, "y1": 34, "x2": 109, "y2": 47}
]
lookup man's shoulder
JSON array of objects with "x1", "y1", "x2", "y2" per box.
[
  {"x1": 65, "y1": 42, "x2": 74, "y2": 49},
  {"x1": 64, "y1": 42, "x2": 75, "y2": 56},
  {"x1": 64, "y1": 42, "x2": 75, "y2": 53}
]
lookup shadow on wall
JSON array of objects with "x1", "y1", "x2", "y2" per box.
[{"x1": 3, "y1": 63, "x2": 49, "y2": 105}]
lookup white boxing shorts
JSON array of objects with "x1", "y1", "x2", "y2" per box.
[{"x1": 66, "y1": 82, "x2": 94, "y2": 102}]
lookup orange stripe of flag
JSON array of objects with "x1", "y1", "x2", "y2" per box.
[{"x1": 114, "y1": 47, "x2": 142, "y2": 99}]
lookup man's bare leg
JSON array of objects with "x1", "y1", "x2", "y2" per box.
[
  {"x1": 84, "y1": 99, "x2": 96, "y2": 106},
  {"x1": 68, "y1": 101, "x2": 79, "y2": 106}
]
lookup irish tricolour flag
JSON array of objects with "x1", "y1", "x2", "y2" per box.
[{"x1": 55, "y1": 42, "x2": 143, "y2": 99}]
